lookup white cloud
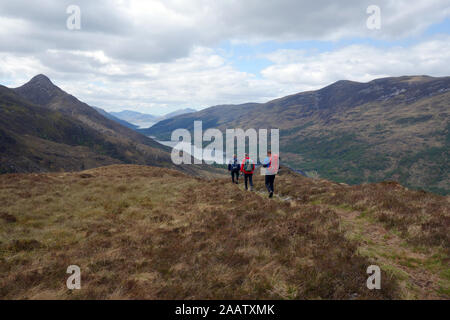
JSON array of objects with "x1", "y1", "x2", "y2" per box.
[
  {"x1": 261, "y1": 36, "x2": 450, "y2": 93},
  {"x1": 0, "y1": 0, "x2": 449, "y2": 113},
  {"x1": 1, "y1": 0, "x2": 449, "y2": 61},
  {"x1": 0, "y1": 54, "x2": 49, "y2": 86},
  {"x1": 2, "y1": 36, "x2": 450, "y2": 115},
  {"x1": 35, "y1": 47, "x2": 280, "y2": 114}
]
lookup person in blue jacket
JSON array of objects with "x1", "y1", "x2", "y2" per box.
[{"x1": 228, "y1": 154, "x2": 240, "y2": 184}]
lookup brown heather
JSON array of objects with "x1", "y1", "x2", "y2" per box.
[{"x1": 0, "y1": 164, "x2": 448, "y2": 299}]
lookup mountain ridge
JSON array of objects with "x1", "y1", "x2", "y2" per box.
[
  {"x1": 1, "y1": 75, "x2": 224, "y2": 177},
  {"x1": 11, "y1": 75, "x2": 173, "y2": 165},
  {"x1": 146, "y1": 75, "x2": 450, "y2": 194}
]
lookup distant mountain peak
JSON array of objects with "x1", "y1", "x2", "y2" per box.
[
  {"x1": 14, "y1": 74, "x2": 61, "y2": 106},
  {"x1": 26, "y1": 74, "x2": 56, "y2": 88},
  {"x1": 29, "y1": 74, "x2": 51, "y2": 82}
]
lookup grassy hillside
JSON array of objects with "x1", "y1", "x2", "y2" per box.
[
  {"x1": 252, "y1": 169, "x2": 450, "y2": 298},
  {"x1": 146, "y1": 76, "x2": 450, "y2": 195},
  {"x1": 0, "y1": 165, "x2": 448, "y2": 299}
]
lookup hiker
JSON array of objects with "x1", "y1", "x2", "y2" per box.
[
  {"x1": 228, "y1": 154, "x2": 240, "y2": 184},
  {"x1": 262, "y1": 151, "x2": 279, "y2": 198},
  {"x1": 240, "y1": 153, "x2": 255, "y2": 191}
]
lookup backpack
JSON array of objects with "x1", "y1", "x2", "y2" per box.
[{"x1": 244, "y1": 159, "x2": 253, "y2": 172}]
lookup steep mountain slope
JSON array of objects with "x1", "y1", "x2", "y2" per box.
[
  {"x1": 0, "y1": 165, "x2": 447, "y2": 299},
  {"x1": 1, "y1": 75, "x2": 224, "y2": 176},
  {"x1": 0, "y1": 85, "x2": 122, "y2": 173},
  {"x1": 10, "y1": 75, "x2": 179, "y2": 169},
  {"x1": 146, "y1": 76, "x2": 450, "y2": 194},
  {"x1": 13, "y1": 75, "x2": 166, "y2": 152}
]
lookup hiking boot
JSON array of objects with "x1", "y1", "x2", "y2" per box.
[
  {"x1": 250, "y1": 187, "x2": 254, "y2": 191},
  {"x1": 269, "y1": 192, "x2": 273, "y2": 198}
]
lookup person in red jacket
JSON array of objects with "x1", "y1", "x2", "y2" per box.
[{"x1": 240, "y1": 153, "x2": 255, "y2": 191}]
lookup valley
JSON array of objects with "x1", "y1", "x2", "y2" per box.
[
  {"x1": 0, "y1": 74, "x2": 448, "y2": 300},
  {"x1": 1, "y1": 0, "x2": 449, "y2": 304},
  {"x1": 146, "y1": 76, "x2": 450, "y2": 195}
]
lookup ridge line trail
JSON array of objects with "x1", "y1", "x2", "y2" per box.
[{"x1": 235, "y1": 182, "x2": 446, "y2": 299}]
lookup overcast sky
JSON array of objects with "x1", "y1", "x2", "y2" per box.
[{"x1": 1, "y1": 0, "x2": 449, "y2": 115}]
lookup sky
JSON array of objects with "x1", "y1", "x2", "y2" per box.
[{"x1": 0, "y1": 0, "x2": 449, "y2": 115}]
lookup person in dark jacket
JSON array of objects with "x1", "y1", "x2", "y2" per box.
[
  {"x1": 240, "y1": 153, "x2": 255, "y2": 191},
  {"x1": 228, "y1": 154, "x2": 240, "y2": 184}
]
